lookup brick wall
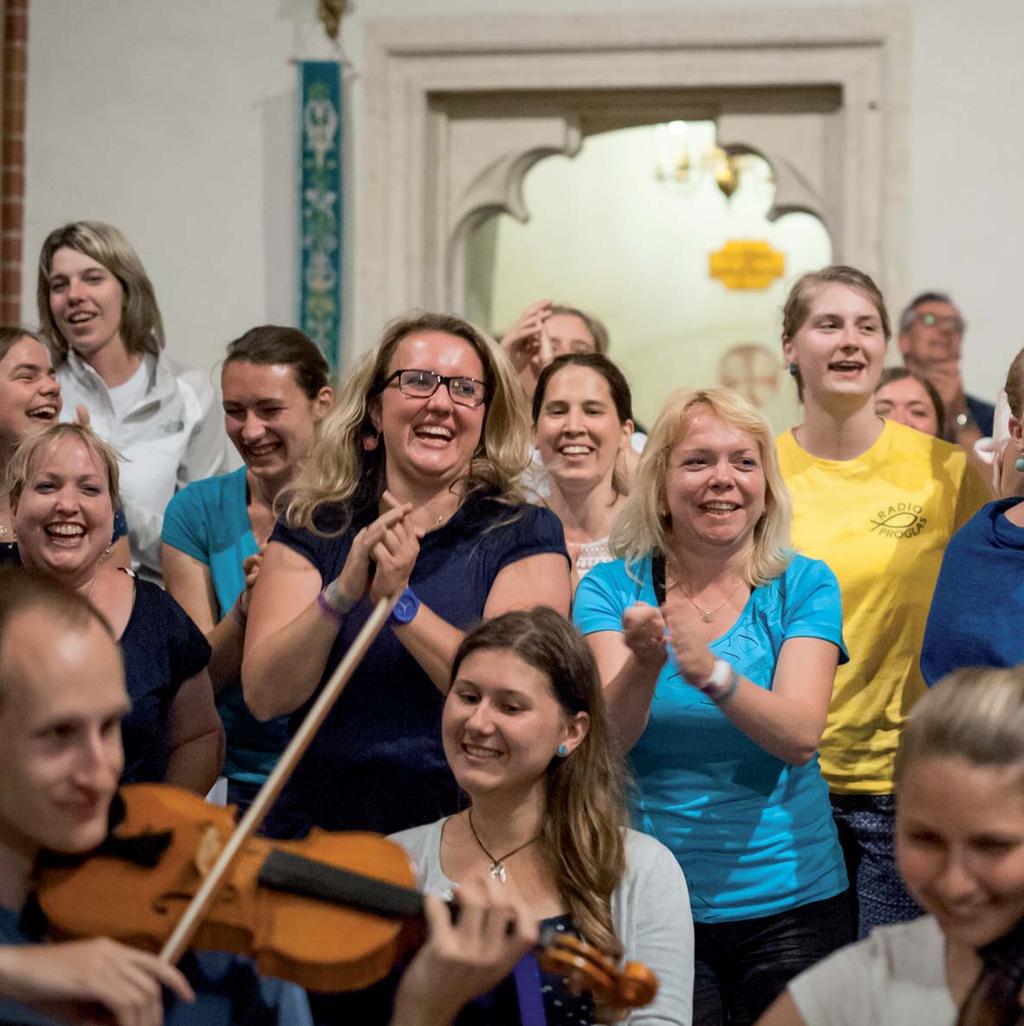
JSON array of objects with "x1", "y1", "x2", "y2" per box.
[{"x1": 1, "y1": 0, "x2": 27, "y2": 324}]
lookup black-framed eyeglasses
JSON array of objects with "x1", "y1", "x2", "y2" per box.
[
  {"x1": 917, "y1": 312, "x2": 966, "y2": 334},
  {"x1": 380, "y1": 369, "x2": 488, "y2": 408}
]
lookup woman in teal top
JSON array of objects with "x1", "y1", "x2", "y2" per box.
[
  {"x1": 161, "y1": 326, "x2": 333, "y2": 809},
  {"x1": 573, "y1": 387, "x2": 850, "y2": 1026}
]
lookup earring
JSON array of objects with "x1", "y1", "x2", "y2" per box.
[
  {"x1": 556, "y1": 743, "x2": 569, "y2": 758},
  {"x1": 788, "y1": 362, "x2": 800, "y2": 377},
  {"x1": 1015, "y1": 452, "x2": 1024, "y2": 472},
  {"x1": 363, "y1": 431, "x2": 381, "y2": 452}
]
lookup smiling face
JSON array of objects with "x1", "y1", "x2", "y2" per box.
[
  {"x1": 13, "y1": 436, "x2": 114, "y2": 586},
  {"x1": 663, "y1": 407, "x2": 766, "y2": 555},
  {"x1": 371, "y1": 331, "x2": 487, "y2": 490},
  {"x1": 443, "y1": 647, "x2": 588, "y2": 802},
  {"x1": 897, "y1": 756, "x2": 1024, "y2": 951},
  {"x1": 535, "y1": 364, "x2": 632, "y2": 494},
  {"x1": 47, "y1": 247, "x2": 126, "y2": 364},
  {"x1": 0, "y1": 607, "x2": 127, "y2": 858},
  {"x1": 875, "y1": 375, "x2": 941, "y2": 436},
  {"x1": 783, "y1": 283, "x2": 887, "y2": 406},
  {"x1": 0, "y1": 337, "x2": 61, "y2": 448},
  {"x1": 222, "y1": 361, "x2": 332, "y2": 485},
  {"x1": 899, "y1": 299, "x2": 964, "y2": 369}
]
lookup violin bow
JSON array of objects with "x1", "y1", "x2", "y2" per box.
[{"x1": 159, "y1": 594, "x2": 397, "y2": 965}]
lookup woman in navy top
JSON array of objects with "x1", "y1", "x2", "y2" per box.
[
  {"x1": 0, "y1": 326, "x2": 129, "y2": 566},
  {"x1": 242, "y1": 312, "x2": 570, "y2": 837},
  {"x1": 574, "y1": 387, "x2": 850, "y2": 1026},
  {"x1": 9, "y1": 422, "x2": 222, "y2": 791}
]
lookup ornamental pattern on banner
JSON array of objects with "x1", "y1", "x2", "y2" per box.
[{"x1": 299, "y1": 61, "x2": 342, "y2": 368}]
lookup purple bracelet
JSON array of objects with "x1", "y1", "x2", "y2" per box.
[{"x1": 316, "y1": 588, "x2": 350, "y2": 625}]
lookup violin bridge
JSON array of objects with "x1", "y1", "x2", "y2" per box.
[{"x1": 194, "y1": 824, "x2": 223, "y2": 877}]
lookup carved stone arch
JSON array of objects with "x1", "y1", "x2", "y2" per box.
[
  {"x1": 443, "y1": 116, "x2": 583, "y2": 313},
  {"x1": 357, "y1": 8, "x2": 909, "y2": 359}
]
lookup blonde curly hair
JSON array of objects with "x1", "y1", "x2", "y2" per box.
[{"x1": 282, "y1": 312, "x2": 530, "y2": 532}]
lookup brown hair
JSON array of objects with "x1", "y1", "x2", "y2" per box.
[
  {"x1": 0, "y1": 327, "x2": 45, "y2": 364},
  {"x1": 224, "y1": 325, "x2": 332, "y2": 400},
  {"x1": 782, "y1": 266, "x2": 891, "y2": 401},
  {"x1": 1005, "y1": 347, "x2": 1024, "y2": 420},
  {"x1": 450, "y1": 608, "x2": 627, "y2": 956},
  {"x1": 37, "y1": 222, "x2": 165, "y2": 363},
  {"x1": 875, "y1": 366, "x2": 946, "y2": 437},
  {"x1": 549, "y1": 304, "x2": 610, "y2": 355}
]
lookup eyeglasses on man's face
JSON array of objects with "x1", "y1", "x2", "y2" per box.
[
  {"x1": 380, "y1": 368, "x2": 487, "y2": 408},
  {"x1": 916, "y1": 312, "x2": 966, "y2": 334}
]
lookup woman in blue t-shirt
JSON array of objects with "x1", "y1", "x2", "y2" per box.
[
  {"x1": 242, "y1": 312, "x2": 571, "y2": 838},
  {"x1": 573, "y1": 387, "x2": 850, "y2": 1026},
  {"x1": 161, "y1": 326, "x2": 334, "y2": 811}
]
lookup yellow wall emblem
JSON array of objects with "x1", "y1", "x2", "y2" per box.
[{"x1": 709, "y1": 241, "x2": 785, "y2": 290}]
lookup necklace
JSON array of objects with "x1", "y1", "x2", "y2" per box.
[
  {"x1": 466, "y1": 808, "x2": 539, "y2": 884},
  {"x1": 676, "y1": 579, "x2": 743, "y2": 622}
]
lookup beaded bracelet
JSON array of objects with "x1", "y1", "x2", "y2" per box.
[{"x1": 316, "y1": 588, "x2": 355, "y2": 625}]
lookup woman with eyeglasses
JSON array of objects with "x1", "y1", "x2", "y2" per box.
[{"x1": 242, "y1": 312, "x2": 570, "y2": 839}]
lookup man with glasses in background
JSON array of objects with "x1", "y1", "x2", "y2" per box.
[{"x1": 898, "y1": 291, "x2": 995, "y2": 443}]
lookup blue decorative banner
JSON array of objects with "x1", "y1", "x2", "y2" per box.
[{"x1": 298, "y1": 61, "x2": 342, "y2": 368}]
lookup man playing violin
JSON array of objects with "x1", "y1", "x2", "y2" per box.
[{"x1": 0, "y1": 567, "x2": 534, "y2": 1026}]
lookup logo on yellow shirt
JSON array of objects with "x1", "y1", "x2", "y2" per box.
[{"x1": 870, "y1": 502, "x2": 928, "y2": 538}]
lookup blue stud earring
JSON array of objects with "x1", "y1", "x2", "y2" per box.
[
  {"x1": 1015, "y1": 452, "x2": 1024, "y2": 472},
  {"x1": 788, "y1": 362, "x2": 800, "y2": 377},
  {"x1": 556, "y1": 743, "x2": 569, "y2": 757}
]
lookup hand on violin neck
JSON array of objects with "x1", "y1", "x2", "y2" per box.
[
  {"x1": 0, "y1": 938, "x2": 194, "y2": 1026},
  {"x1": 391, "y1": 873, "x2": 536, "y2": 1026}
]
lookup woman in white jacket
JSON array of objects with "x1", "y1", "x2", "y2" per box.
[{"x1": 37, "y1": 221, "x2": 229, "y2": 580}]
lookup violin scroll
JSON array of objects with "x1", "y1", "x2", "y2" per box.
[{"x1": 537, "y1": 932, "x2": 659, "y2": 1010}]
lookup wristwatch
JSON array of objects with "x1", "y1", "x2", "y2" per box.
[
  {"x1": 388, "y1": 586, "x2": 421, "y2": 627},
  {"x1": 699, "y1": 658, "x2": 739, "y2": 704}
]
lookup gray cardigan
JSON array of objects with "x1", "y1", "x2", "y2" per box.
[{"x1": 389, "y1": 820, "x2": 693, "y2": 1025}]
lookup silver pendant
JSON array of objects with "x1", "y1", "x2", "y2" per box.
[
  {"x1": 489, "y1": 861, "x2": 507, "y2": 884},
  {"x1": 701, "y1": 611, "x2": 712, "y2": 622}
]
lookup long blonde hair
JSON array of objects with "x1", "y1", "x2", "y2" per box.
[
  {"x1": 283, "y1": 312, "x2": 530, "y2": 532},
  {"x1": 611, "y1": 387, "x2": 792, "y2": 586},
  {"x1": 450, "y1": 608, "x2": 627, "y2": 956}
]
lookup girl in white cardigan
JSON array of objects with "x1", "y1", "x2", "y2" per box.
[{"x1": 391, "y1": 607, "x2": 694, "y2": 1025}]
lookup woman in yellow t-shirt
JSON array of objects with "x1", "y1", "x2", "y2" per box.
[{"x1": 775, "y1": 265, "x2": 989, "y2": 939}]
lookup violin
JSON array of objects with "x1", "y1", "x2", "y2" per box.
[
  {"x1": 957, "y1": 918, "x2": 1024, "y2": 1026},
  {"x1": 32, "y1": 596, "x2": 658, "y2": 1010},
  {"x1": 35, "y1": 783, "x2": 657, "y2": 1007}
]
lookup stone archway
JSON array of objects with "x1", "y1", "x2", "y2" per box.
[{"x1": 355, "y1": 7, "x2": 909, "y2": 358}]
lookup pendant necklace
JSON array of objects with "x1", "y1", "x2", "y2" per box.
[
  {"x1": 676, "y1": 579, "x2": 742, "y2": 622},
  {"x1": 466, "y1": 808, "x2": 539, "y2": 884}
]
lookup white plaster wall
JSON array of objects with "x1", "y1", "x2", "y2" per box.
[{"x1": 22, "y1": 0, "x2": 1024, "y2": 406}]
